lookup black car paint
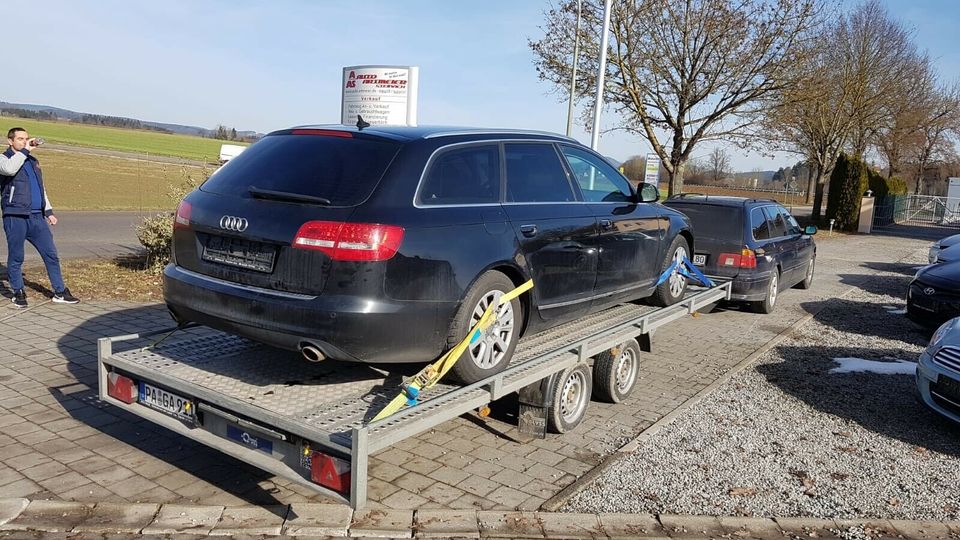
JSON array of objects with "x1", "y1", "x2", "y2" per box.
[
  {"x1": 662, "y1": 197, "x2": 815, "y2": 302},
  {"x1": 908, "y1": 261, "x2": 960, "y2": 326},
  {"x1": 164, "y1": 126, "x2": 693, "y2": 364}
]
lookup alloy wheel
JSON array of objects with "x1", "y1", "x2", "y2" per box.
[{"x1": 468, "y1": 290, "x2": 515, "y2": 369}]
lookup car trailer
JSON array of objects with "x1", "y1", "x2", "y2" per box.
[{"x1": 97, "y1": 281, "x2": 730, "y2": 509}]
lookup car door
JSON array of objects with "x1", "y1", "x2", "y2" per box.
[
  {"x1": 779, "y1": 206, "x2": 814, "y2": 283},
  {"x1": 502, "y1": 142, "x2": 599, "y2": 321},
  {"x1": 761, "y1": 205, "x2": 796, "y2": 282},
  {"x1": 558, "y1": 144, "x2": 662, "y2": 302}
]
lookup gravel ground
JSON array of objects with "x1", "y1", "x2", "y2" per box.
[{"x1": 565, "y1": 249, "x2": 960, "y2": 521}]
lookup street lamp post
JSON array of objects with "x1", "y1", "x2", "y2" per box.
[
  {"x1": 590, "y1": 0, "x2": 612, "y2": 151},
  {"x1": 565, "y1": 0, "x2": 582, "y2": 137}
]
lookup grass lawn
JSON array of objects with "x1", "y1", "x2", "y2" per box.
[
  {"x1": 39, "y1": 148, "x2": 209, "y2": 210},
  {"x1": 11, "y1": 256, "x2": 163, "y2": 303},
  {"x1": 1, "y1": 116, "x2": 246, "y2": 161}
]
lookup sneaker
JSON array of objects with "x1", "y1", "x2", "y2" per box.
[
  {"x1": 11, "y1": 289, "x2": 27, "y2": 309},
  {"x1": 52, "y1": 288, "x2": 80, "y2": 304}
]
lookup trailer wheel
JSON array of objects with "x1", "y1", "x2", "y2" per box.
[
  {"x1": 592, "y1": 339, "x2": 641, "y2": 403},
  {"x1": 548, "y1": 363, "x2": 592, "y2": 433}
]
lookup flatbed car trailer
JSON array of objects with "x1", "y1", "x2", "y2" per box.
[{"x1": 97, "y1": 281, "x2": 730, "y2": 508}]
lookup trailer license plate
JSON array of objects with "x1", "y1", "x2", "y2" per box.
[
  {"x1": 139, "y1": 382, "x2": 193, "y2": 422},
  {"x1": 693, "y1": 254, "x2": 707, "y2": 266}
]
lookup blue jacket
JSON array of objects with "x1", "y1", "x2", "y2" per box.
[{"x1": 0, "y1": 148, "x2": 53, "y2": 217}]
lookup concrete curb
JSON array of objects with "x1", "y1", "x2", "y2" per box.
[
  {"x1": 1, "y1": 499, "x2": 958, "y2": 539},
  {"x1": 540, "y1": 252, "x2": 913, "y2": 512}
]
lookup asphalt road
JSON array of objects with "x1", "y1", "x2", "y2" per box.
[{"x1": 0, "y1": 211, "x2": 148, "y2": 261}]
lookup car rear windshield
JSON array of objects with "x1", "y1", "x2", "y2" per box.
[
  {"x1": 668, "y1": 203, "x2": 743, "y2": 242},
  {"x1": 200, "y1": 133, "x2": 401, "y2": 206}
]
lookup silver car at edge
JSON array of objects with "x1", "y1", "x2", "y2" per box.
[{"x1": 917, "y1": 316, "x2": 960, "y2": 423}]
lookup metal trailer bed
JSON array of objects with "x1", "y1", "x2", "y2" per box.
[{"x1": 97, "y1": 282, "x2": 730, "y2": 508}]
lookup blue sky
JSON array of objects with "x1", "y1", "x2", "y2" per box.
[{"x1": 8, "y1": 0, "x2": 958, "y2": 171}]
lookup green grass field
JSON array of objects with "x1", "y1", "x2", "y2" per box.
[
  {"x1": 39, "y1": 149, "x2": 209, "y2": 210},
  {"x1": 0, "y1": 116, "x2": 245, "y2": 161}
]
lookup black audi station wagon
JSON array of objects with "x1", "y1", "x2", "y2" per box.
[{"x1": 163, "y1": 126, "x2": 695, "y2": 383}]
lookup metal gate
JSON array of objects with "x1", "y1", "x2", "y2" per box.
[{"x1": 873, "y1": 194, "x2": 960, "y2": 236}]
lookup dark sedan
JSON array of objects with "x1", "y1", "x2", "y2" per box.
[
  {"x1": 663, "y1": 195, "x2": 816, "y2": 313},
  {"x1": 908, "y1": 260, "x2": 960, "y2": 326},
  {"x1": 163, "y1": 125, "x2": 695, "y2": 383}
]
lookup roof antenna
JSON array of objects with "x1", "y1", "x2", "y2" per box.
[{"x1": 356, "y1": 115, "x2": 370, "y2": 131}]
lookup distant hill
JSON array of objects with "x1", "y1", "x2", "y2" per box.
[{"x1": 0, "y1": 101, "x2": 261, "y2": 139}]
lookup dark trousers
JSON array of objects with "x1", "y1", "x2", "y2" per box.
[{"x1": 3, "y1": 213, "x2": 65, "y2": 293}]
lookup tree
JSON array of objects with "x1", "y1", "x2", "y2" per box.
[
  {"x1": 530, "y1": 0, "x2": 822, "y2": 196},
  {"x1": 620, "y1": 155, "x2": 647, "y2": 184},
  {"x1": 707, "y1": 147, "x2": 731, "y2": 184},
  {"x1": 908, "y1": 82, "x2": 960, "y2": 194},
  {"x1": 825, "y1": 152, "x2": 868, "y2": 231}
]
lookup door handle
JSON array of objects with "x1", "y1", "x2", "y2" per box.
[
  {"x1": 600, "y1": 219, "x2": 613, "y2": 230},
  {"x1": 519, "y1": 224, "x2": 538, "y2": 237}
]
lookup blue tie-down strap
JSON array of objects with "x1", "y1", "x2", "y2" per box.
[{"x1": 655, "y1": 256, "x2": 715, "y2": 288}]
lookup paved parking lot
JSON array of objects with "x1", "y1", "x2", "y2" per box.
[{"x1": 0, "y1": 233, "x2": 928, "y2": 511}]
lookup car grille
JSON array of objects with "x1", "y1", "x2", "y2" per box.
[{"x1": 933, "y1": 346, "x2": 960, "y2": 373}]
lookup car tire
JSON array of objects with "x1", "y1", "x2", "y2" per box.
[
  {"x1": 548, "y1": 363, "x2": 592, "y2": 433},
  {"x1": 592, "y1": 339, "x2": 641, "y2": 403},
  {"x1": 649, "y1": 235, "x2": 690, "y2": 307},
  {"x1": 447, "y1": 271, "x2": 523, "y2": 384},
  {"x1": 753, "y1": 270, "x2": 779, "y2": 314},
  {"x1": 796, "y1": 257, "x2": 815, "y2": 289}
]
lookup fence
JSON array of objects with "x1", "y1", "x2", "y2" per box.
[{"x1": 873, "y1": 194, "x2": 960, "y2": 232}]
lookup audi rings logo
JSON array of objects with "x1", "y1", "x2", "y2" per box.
[
  {"x1": 924, "y1": 287, "x2": 936, "y2": 295},
  {"x1": 219, "y1": 215, "x2": 249, "y2": 232}
]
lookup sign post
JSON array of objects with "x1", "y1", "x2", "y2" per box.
[
  {"x1": 341, "y1": 65, "x2": 419, "y2": 126},
  {"x1": 644, "y1": 153, "x2": 662, "y2": 189}
]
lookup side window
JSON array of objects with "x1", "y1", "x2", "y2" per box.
[
  {"x1": 505, "y1": 143, "x2": 576, "y2": 203},
  {"x1": 751, "y1": 208, "x2": 770, "y2": 240},
  {"x1": 779, "y1": 207, "x2": 802, "y2": 235},
  {"x1": 765, "y1": 206, "x2": 788, "y2": 237},
  {"x1": 559, "y1": 146, "x2": 632, "y2": 203},
  {"x1": 418, "y1": 145, "x2": 500, "y2": 205}
]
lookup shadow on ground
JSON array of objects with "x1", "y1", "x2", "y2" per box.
[{"x1": 757, "y1": 344, "x2": 960, "y2": 457}]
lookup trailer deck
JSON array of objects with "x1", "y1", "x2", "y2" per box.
[{"x1": 98, "y1": 282, "x2": 730, "y2": 508}]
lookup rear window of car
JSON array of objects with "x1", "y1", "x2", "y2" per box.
[
  {"x1": 667, "y1": 203, "x2": 742, "y2": 241},
  {"x1": 200, "y1": 134, "x2": 401, "y2": 206}
]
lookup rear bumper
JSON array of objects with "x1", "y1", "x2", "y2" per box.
[
  {"x1": 163, "y1": 264, "x2": 455, "y2": 363},
  {"x1": 708, "y1": 271, "x2": 772, "y2": 302}
]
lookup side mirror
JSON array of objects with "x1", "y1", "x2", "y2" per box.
[
  {"x1": 638, "y1": 183, "x2": 660, "y2": 203},
  {"x1": 804, "y1": 225, "x2": 818, "y2": 235}
]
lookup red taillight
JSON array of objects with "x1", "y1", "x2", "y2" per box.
[
  {"x1": 106, "y1": 372, "x2": 137, "y2": 404},
  {"x1": 310, "y1": 451, "x2": 351, "y2": 493},
  {"x1": 174, "y1": 201, "x2": 192, "y2": 229},
  {"x1": 291, "y1": 129, "x2": 353, "y2": 138},
  {"x1": 718, "y1": 249, "x2": 757, "y2": 269},
  {"x1": 293, "y1": 221, "x2": 404, "y2": 261}
]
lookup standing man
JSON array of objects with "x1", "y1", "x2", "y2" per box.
[{"x1": 1, "y1": 127, "x2": 79, "y2": 307}]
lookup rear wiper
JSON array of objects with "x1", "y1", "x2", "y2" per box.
[{"x1": 248, "y1": 186, "x2": 332, "y2": 206}]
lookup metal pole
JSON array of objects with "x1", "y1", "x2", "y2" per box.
[
  {"x1": 566, "y1": 0, "x2": 583, "y2": 137},
  {"x1": 590, "y1": 0, "x2": 612, "y2": 151}
]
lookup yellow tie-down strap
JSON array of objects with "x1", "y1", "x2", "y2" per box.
[{"x1": 372, "y1": 279, "x2": 534, "y2": 423}]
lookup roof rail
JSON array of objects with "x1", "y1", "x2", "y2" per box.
[{"x1": 669, "y1": 192, "x2": 707, "y2": 199}]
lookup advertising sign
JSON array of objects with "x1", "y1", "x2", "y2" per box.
[
  {"x1": 341, "y1": 65, "x2": 419, "y2": 126},
  {"x1": 644, "y1": 153, "x2": 662, "y2": 188}
]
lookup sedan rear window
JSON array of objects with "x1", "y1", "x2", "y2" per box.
[
  {"x1": 201, "y1": 134, "x2": 401, "y2": 206},
  {"x1": 669, "y1": 203, "x2": 743, "y2": 242}
]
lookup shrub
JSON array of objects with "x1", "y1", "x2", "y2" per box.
[
  {"x1": 867, "y1": 169, "x2": 908, "y2": 200},
  {"x1": 826, "y1": 152, "x2": 869, "y2": 232},
  {"x1": 136, "y1": 167, "x2": 210, "y2": 272}
]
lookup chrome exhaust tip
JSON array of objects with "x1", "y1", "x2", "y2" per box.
[{"x1": 299, "y1": 343, "x2": 326, "y2": 363}]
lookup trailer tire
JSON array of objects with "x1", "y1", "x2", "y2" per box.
[
  {"x1": 447, "y1": 271, "x2": 522, "y2": 385},
  {"x1": 592, "y1": 339, "x2": 641, "y2": 403},
  {"x1": 548, "y1": 363, "x2": 592, "y2": 433},
  {"x1": 649, "y1": 236, "x2": 689, "y2": 307}
]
